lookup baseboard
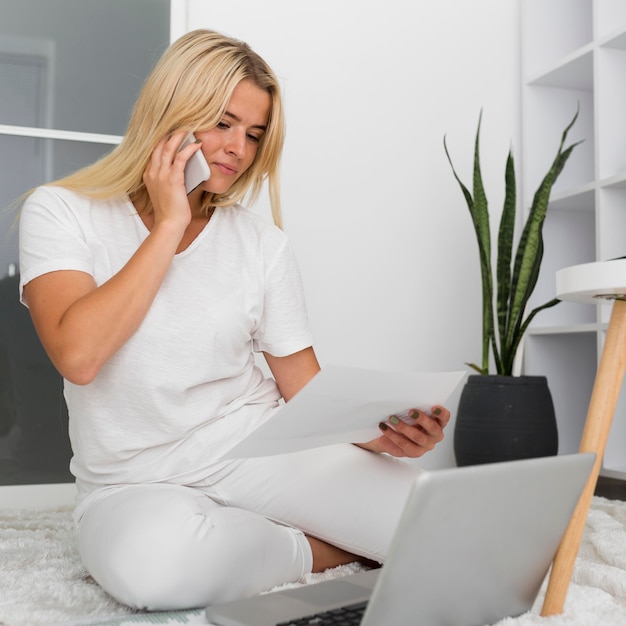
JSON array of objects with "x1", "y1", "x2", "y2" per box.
[{"x1": 0, "y1": 482, "x2": 77, "y2": 509}]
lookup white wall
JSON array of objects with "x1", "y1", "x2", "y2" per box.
[
  {"x1": 182, "y1": 0, "x2": 522, "y2": 469},
  {"x1": 0, "y1": 0, "x2": 520, "y2": 509}
]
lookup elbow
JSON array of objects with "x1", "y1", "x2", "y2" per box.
[
  {"x1": 63, "y1": 368, "x2": 98, "y2": 386},
  {"x1": 54, "y1": 350, "x2": 101, "y2": 386}
]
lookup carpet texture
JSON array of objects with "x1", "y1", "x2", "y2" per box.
[{"x1": 1, "y1": 496, "x2": 626, "y2": 626}]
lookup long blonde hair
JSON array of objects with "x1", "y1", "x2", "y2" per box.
[{"x1": 50, "y1": 29, "x2": 286, "y2": 227}]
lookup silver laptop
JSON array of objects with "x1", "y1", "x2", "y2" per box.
[{"x1": 205, "y1": 452, "x2": 594, "y2": 626}]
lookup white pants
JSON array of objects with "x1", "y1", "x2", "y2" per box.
[{"x1": 77, "y1": 444, "x2": 420, "y2": 610}]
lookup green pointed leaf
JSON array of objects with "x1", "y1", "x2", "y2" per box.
[
  {"x1": 502, "y1": 297, "x2": 561, "y2": 375},
  {"x1": 496, "y1": 150, "x2": 516, "y2": 355},
  {"x1": 444, "y1": 105, "x2": 581, "y2": 375},
  {"x1": 505, "y1": 110, "x2": 580, "y2": 355},
  {"x1": 470, "y1": 114, "x2": 496, "y2": 373},
  {"x1": 444, "y1": 115, "x2": 496, "y2": 374},
  {"x1": 502, "y1": 236, "x2": 544, "y2": 372},
  {"x1": 467, "y1": 362, "x2": 487, "y2": 375}
]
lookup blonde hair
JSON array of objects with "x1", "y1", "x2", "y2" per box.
[{"x1": 49, "y1": 29, "x2": 286, "y2": 227}]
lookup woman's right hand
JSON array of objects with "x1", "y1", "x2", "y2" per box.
[{"x1": 142, "y1": 131, "x2": 203, "y2": 230}]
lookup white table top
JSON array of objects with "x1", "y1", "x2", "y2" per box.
[{"x1": 556, "y1": 259, "x2": 626, "y2": 303}]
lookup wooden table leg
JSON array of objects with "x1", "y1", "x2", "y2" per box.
[{"x1": 541, "y1": 298, "x2": 626, "y2": 616}]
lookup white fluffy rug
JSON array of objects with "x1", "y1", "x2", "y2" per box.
[{"x1": 2, "y1": 497, "x2": 626, "y2": 626}]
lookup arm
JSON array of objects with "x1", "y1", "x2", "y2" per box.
[
  {"x1": 263, "y1": 346, "x2": 320, "y2": 402},
  {"x1": 264, "y1": 347, "x2": 450, "y2": 459},
  {"x1": 24, "y1": 223, "x2": 183, "y2": 385},
  {"x1": 22, "y1": 133, "x2": 201, "y2": 385}
]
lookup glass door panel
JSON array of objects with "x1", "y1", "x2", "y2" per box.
[{"x1": 0, "y1": 0, "x2": 170, "y2": 486}]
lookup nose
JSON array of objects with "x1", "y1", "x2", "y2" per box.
[{"x1": 225, "y1": 130, "x2": 246, "y2": 157}]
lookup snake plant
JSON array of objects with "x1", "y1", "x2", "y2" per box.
[{"x1": 444, "y1": 109, "x2": 581, "y2": 376}]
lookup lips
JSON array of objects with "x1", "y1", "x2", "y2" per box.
[{"x1": 213, "y1": 162, "x2": 239, "y2": 176}]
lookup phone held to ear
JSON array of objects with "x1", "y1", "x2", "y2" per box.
[{"x1": 179, "y1": 132, "x2": 211, "y2": 194}]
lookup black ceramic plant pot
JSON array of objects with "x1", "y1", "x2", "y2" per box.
[{"x1": 454, "y1": 375, "x2": 558, "y2": 467}]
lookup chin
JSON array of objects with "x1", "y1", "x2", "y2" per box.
[{"x1": 201, "y1": 180, "x2": 232, "y2": 195}]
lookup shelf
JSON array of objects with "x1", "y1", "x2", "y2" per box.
[
  {"x1": 598, "y1": 186, "x2": 626, "y2": 261},
  {"x1": 599, "y1": 171, "x2": 626, "y2": 189},
  {"x1": 527, "y1": 323, "x2": 599, "y2": 336},
  {"x1": 522, "y1": 0, "x2": 592, "y2": 77},
  {"x1": 600, "y1": 30, "x2": 626, "y2": 51},
  {"x1": 523, "y1": 332, "x2": 597, "y2": 455},
  {"x1": 548, "y1": 185, "x2": 596, "y2": 211},
  {"x1": 596, "y1": 1, "x2": 626, "y2": 42},
  {"x1": 527, "y1": 47, "x2": 594, "y2": 91},
  {"x1": 522, "y1": 88, "x2": 594, "y2": 198},
  {"x1": 596, "y1": 46, "x2": 626, "y2": 178},
  {"x1": 526, "y1": 207, "x2": 596, "y2": 327},
  {"x1": 522, "y1": 0, "x2": 626, "y2": 469}
]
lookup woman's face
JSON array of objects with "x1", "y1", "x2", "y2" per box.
[{"x1": 195, "y1": 79, "x2": 271, "y2": 196}]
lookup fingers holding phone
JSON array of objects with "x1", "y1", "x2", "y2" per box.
[
  {"x1": 178, "y1": 132, "x2": 211, "y2": 194},
  {"x1": 142, "y1": 131, "x2": 209, "y2": 230}
]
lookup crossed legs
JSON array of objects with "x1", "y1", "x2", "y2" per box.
[{"x1": 77, "y1": 445, "x2": 419, "y2": 610}]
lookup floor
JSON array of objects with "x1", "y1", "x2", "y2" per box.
[{"x1": 595, "y1": 475, "x2": 626, "y2": 501}]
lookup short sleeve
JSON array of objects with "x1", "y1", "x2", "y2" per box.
[
  {"x1": 18, "y1": 186, "x2": 95, "y2": 306},
  {"x1": 252, "y1": 232, "x2": 314, "y2": 357}
]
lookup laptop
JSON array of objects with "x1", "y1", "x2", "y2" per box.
[{"x1": 205, "y1": 452, "x2": 595, "y2": 626}]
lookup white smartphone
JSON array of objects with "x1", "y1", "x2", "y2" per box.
[{"x1": 179, "y1": 132, "x2": 210, "y2": 194}]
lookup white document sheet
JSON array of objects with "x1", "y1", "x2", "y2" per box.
[{"x1": 223, "y1": 365, "x2": 466, "y2": 458}]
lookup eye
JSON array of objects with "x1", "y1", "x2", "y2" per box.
[
  {"x1": 216, "y1": 121, "x2": 230, "y2": 130},
  {"x1": 247, "y1": 133, "x2": 261, "y2": 143}
]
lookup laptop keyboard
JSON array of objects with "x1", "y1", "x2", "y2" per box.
[{"x1": 276, "y1": 600, "x2": 368, "y2": 625}]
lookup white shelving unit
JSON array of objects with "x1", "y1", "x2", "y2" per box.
[{"x1": 521, "y1": 0, "x2": 626, "y2": 478}]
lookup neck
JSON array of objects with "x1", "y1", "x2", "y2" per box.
[
  {"x1": 131, "y1": 188, "x2": 212, "y2": 219},
  {"x1": 187, "y1": 186, "x2": 206, "y2": 215}
]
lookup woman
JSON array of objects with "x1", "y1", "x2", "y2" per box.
[{"x1": 18, "y1": 29, "x2": 450, "y2": 610}]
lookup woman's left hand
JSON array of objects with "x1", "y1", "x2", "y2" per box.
[{"x1": 356, "y1": 405, "x2": 450, "y2": 458}]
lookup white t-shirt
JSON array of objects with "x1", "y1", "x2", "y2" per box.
[{"x1": 19, "y1": 186, "x2": 314, "y2": 497}]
